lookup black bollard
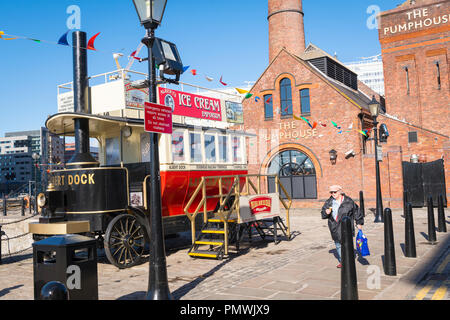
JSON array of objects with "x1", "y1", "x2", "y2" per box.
[
  {"x1": 404, "y1": 203, "x2": 416, "y2": 258},
  {"x1": 384, "y1": 208, "x2": 397, "y2": 276},
  {"x1": 359, "y1": 191, "x2": 365, "y2": 217},
  {"x1": 403, "y1": 190, "x2": 408, "y2": 217},
  {"x1": 2, "y1": 195, "x2": 6, "y2": 216},
  {"x1": 437, "y1": 195, "x2": 447, "y2": 233},
  {"x1": 40, "y1": 281, "x2": 69, "y2": 300},
  {"x1": 427, "y1": 196, "x2": 437, "y2": 243},
  {"x1": 341, "y1": 217, "x2": 358, "y2": 300},
  {"x1": 21, "y1": 198, "x2": 25, "y2": 216},
  {"x1": 0, "y1": 225, "x2": 2, "y2": 265}
]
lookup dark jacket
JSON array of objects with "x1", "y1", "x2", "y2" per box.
[{"x1": 321, "y1": 194, "x2": 364, "y2": 243}]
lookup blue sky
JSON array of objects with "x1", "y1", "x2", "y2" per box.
[{"x1": 0, "y1": 0, "x2": 401, "y2": 136}]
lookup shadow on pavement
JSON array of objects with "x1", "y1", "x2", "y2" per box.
[{"x1": 0, "y1": 285, "x2": 24, "y2": 298}]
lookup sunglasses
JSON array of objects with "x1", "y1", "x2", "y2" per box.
[{"x1": 330, "y1": 191, "x2": 339, "y2": 194}]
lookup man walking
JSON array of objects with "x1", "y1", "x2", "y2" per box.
[{"x1": 321, "y1": 185, "x2": 364, "y2": 268}]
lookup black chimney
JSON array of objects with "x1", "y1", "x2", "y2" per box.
[{"x1": 67, "y1": 31, "x2": 98, "y2": 169}]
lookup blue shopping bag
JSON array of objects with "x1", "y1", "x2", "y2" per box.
[{"x1": 356, "y1": 230, "x2": 370, "y2": 257}]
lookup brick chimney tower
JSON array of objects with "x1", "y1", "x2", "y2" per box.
[{"x1": 268, "y1": 0, "x2": 306, "y2": 62}]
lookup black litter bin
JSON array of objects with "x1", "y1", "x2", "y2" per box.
[{"x1": 33, "y1": 234, "x2": 98, "y2": 300}]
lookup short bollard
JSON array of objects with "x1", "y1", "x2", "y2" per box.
[
  {"x1": 359, "y1": 191, "x2": 365, "y2": 217},
  {"x1": 0, "y1": 225, "x2": 2, "y2": 265},
  {"x1": 427, "y1": 196, "x2": 437, "y2": 243},
  {"x1": 404, "y1": 203, "x2": 416, "y2": 258},
  {"x1": 384, "y1": 208, "x2": 397, "y2": 276},
  {"x1": 437, "y1": 195, "x2": 447, "y2": 233},
  {"x1": 21, "y1": 198, "x2": 25, "y2": 216},
  {"x1": 2, "y1": 195, "x2": 6, "y2": 216},
  {"x1": 341, "y1": 217, "x2": 358, "y2": 300},
  {"x1": 403, "y1": 190, "x2": 408, "y2": 217},
  {"x1": 40, "y1": 281, "x2": 69, "y2": 300}
]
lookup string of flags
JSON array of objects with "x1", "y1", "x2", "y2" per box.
[
  {"x1": 1, "y1": 29, "x2": 257, "y2": 99},
  {"x1": 0, "y1": 30, "x2": 102, "y2": 51}
]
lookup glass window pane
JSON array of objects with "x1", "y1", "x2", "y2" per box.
[
  {"x1": 219, "y1": 135, "x2": 228, "y2": 163},
  {"x1": 106, "y1": 137, "x2": 120, "y2": 166},
  {"x1": 301, "y1": 89, "x2": 311, "y2": 114},
  {"x1": 232, "y1": 136, "x2": 242, "y2": 163},
  {"x1": 172, "y1": 130, "x2": 185, "y2": 162},
  {"x1": 264, "y1": 94, "x2": 273, "y2": 119},
  {"x1": 190, "y1": 133, "x2": 202, "y2": 163},
  {"x1": 205, "y1": 134, "x2": 216, "y2": 163}
]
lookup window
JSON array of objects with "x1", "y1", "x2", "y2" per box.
[
  {"x1": 232, "y1": 136, "x2": 243, "y2": 163},
  {"x1": 280, "y1": 78, "x2": 293, "y2": 117},
  {"x1": 408, "y1": 132, "x2": 418, "y2": 143},
  {"x1": 190, "y1": 133, "x2": 202, "y2": 163},
  {"x1": 204, "y1": 134, "x2": 216, "y2": 163},
  {"x1": 171, "y1": 130, "x2": 185, "y2": 162},
  {"x1": 140, "y1": 133, "x2": 150, "y2": 163},
  {"x1": 218, "y1": 135, "x2": 229, "y2": 163},
  {"x1": 300, "y1": 89, "x2": 311, "y2": 114},
  {"x1": 404, "y1": 66, "x2": 410, "y2": 95},
  {"x1": 436, "y1": 61, "x2": 441, "y2": 90},
  {"x1": 264, "y1": 94, "x2": 273, "y2": 119},
  {"x1": 267, "y1": 150, "x2": 317, "y2": 199},
  {"x1": 105, "y1": 137, "x2": 120, "y2": 165}
]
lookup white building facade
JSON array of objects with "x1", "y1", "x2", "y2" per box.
[{"x1": 345, "y1": 55, "x2": 385, "y2": 96}]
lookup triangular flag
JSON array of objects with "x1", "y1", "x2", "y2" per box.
[
  {"x1": 219, "y1": 76, "x2": 227, "y2": 86},
  {"x1": 0, "y1": 31, "x2": 17, "y2": 40},
  {"x1": 358, "y1": 130, "x2": 368, "y2": 137},
  {"x1": 255, "y1": 96, "x2": 260, "y2": 102},
  {"x1": 87, "y1": 32, "x2": 100, "y2": 50},
  {"x1": 191, "y1": 69, "x2": 197, "y2": 76},
  {"x1": 205, "y1": 75, "x2": 214, "y2": 82},
  {"x1": 58, "y1": 30, "x2": 70, "y2": 46},
  {"x1": 30, "y1": 39, "x2": 41, "y2": 43},
  {"x1": 235, "y1": 88, "x2": 249, "y2": 94},
  {"x1": 266, "y1": 96, "x2": 272, "y2": 103},
  {"x1": 244, "y1": 93, "x2": 253, "y2": 100},
  {"x1": 182, "y1": 65, "x2": 190, "y2": 73},
  {"x1": 312, "y1": 121, "x2": 318, "y2": 129}
]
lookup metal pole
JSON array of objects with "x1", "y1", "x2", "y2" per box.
[
  {"x1": 143, "y1": 27, "x2": 172, "y2": 301},
  {"x1": 437, "y1": 195, "x2": 447, "y2": 233},
  {"x1": 373, "y1": 116, "x2": 384, "y2": 223},
  {"x1": 427, "y1": 196, "x2": 437, "y2": 243}
]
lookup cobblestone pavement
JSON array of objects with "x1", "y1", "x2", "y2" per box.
[{"x1": 0, "y1": 207, "x2": 448, "y2": 300}]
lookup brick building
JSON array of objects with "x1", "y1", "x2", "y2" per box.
[{"x1": 240, "y1": 0, "x2": 449, "y2": 209}]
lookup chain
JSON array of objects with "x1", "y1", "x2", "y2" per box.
[{"x1": 0, "y1": 213, "x2": 40, "y2": 226}]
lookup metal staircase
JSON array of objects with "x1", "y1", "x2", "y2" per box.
[{"x1": 188, "y1": 217, "x2": 237, "y2": 260}]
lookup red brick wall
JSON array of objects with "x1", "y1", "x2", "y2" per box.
[{"x1": 379, "y1": 0, "x2": 450, "y2": 137}]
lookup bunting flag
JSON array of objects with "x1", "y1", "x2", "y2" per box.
[
  {"x1": 219, "y1": 76, "x2": 227, "y2": 86},
  {"x1": 244, "y1": 93, "x2": 253, "y2": 100},
  {"x1": 87, "y1": 32, "x2": 100, "y2": 50},
  {"x1": 312, "y1": 121, "x2": 318, "y2": 129},
  {"x1": 319, "y1": 121, "x2": 327, "y2": 127},
  {"x1": 255, "y1": 96, "x2": 260, "y2": 102},
  {"x1": 57, "y1": 30, "x2": 70, "y2": 46},
  {"x1": 358, "y1": 130, "x2": 368, "y2": 137},
  {"x1": 331, "y1": 121, "x2": 341, "y2": 129},
  {"x1": 191, "y1": 69, "x2": 197, "y2": 76},
  {"x1": 205, "y1": 75, "x2": 214, "y2": 82},
  {"x1": 235, "y1": 88, "x2": 249, "y2": 94},
  {"x1": 130, "y1": 50, "x2": 143, "y2": 61},
  {"x1": 266, "y1": 96, "x2": 272, "y2": 103},
  {"x1": 182, "y1": 65, "x2": 190, "y2": 74},
  {"x1": 0, "y1": 31, "x2": 18, "y2": 40}
]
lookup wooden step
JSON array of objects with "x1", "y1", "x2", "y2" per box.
[
  {"x1": 208, "y1": 218, "x2": 237, "y2": 223},
  {"x1": 188, "y1": 250, "x2": 220, "y2": 259},
  {"x1": 195, "y1": 241, "x2": 224, "y2": 246},
  {"x1": 202, "y1": 229, "x2": 225, "y2": 234}
]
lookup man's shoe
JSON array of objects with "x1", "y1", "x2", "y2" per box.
[{"x1": 336, "y1": 263, "x2": 342, "y2": 268}]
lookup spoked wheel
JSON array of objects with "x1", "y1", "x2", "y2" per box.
[{"x1": 105, "y1": 214, "x2": 147, "y2": 269}]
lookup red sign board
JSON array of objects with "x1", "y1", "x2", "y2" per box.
[
  {"x1": 158, "y1": 87, "x2": 222, "y2": 121},
  {"x1": 249, "y1": 196, "x2": 273, "y2": 216},
  {"x1": 144, "y1": 102, "x2": 173, "y2": 134}
]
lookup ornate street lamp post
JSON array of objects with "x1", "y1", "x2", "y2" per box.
[
  {"x1": 369, "y1": 96, "x2": 384, "y2": 223},
  {"x1": 132, "y1": 0, "x2": 172, "y2": 300}
]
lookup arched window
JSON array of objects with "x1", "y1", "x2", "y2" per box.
[
  {"x1": 268, "y1": 150, "x2": 317, "y2": 199},
  {"x1": 280, "y1": 78, "x2": 293, "y2": 116}
]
